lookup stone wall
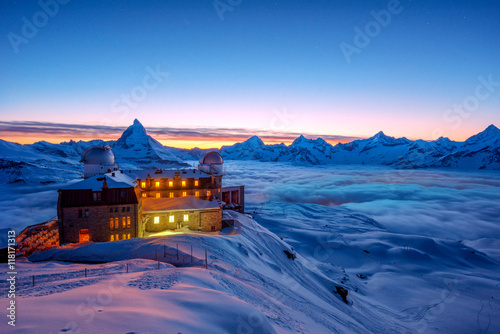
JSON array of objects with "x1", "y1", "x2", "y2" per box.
[{"x1": 59, "y1": 204, "x2": 139, "y2": 244}]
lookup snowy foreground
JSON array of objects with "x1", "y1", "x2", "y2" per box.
[{"x1": 1, "y1": 163, "x2": 500, "y2": 333}]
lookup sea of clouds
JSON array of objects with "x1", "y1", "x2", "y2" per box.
[
  {"x1": 2, "y1": 161, "x2": 499, "y2": 243},
  {"x1": 223, "y1": 161, "x2": 500, "y2": 241}
]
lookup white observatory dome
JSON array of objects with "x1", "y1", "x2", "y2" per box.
[
  {"x1": 198, "y1": 151, "x2": 224, "y2": 174},
  {"x1": 81, "y1": 145, "x2": 115, "y2": 165},
  {"x1": 199, "y1": 151, "x2": 223, "y2": 164}
]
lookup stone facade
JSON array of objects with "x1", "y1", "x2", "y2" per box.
[
  {"x1": 58, "y1": 204, "x2": 139, "y2": 244},
  {"x1": 144, "y1": 208, "x2": 222, "y2": 233}
]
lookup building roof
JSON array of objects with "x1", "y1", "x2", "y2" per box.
[
  {"x1": 199, "y1": 151, "x2": 223, "y2": 164},
  {"x1": 124, "y1": 168, "x2": 210, "y2": 180},
  {"x1": 62, "y1": 173, "x2": 136, "y2": 191},
  {"x1": 142, "y1": 196, "x2": 220, "y2": 213},
  {"x1": 81, "y1": 145, "x2": 115, "y2": 164}
]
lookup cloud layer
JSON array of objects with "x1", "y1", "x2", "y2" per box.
[{"x1": 224, "y1": 162, "x2": 500, "y2": 240}]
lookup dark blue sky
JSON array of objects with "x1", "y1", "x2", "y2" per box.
[{"x1": 1, "y1": 0, "x2": 499, "y2": 147}]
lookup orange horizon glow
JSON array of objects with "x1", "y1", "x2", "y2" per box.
[
  {"x1": 0, "y1": 131, "x2": 479, "y2": 149},
  {"x1": 0, "y1": 133, "x2": 358, "y2": 149}
]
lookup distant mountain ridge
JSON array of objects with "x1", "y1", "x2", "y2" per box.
[
  {"x1": 0, "y1": 120, "x2": 498, "y2": 183},
  {"x1": 220, "y1": 124, "x2": 500, "y2": 169}
]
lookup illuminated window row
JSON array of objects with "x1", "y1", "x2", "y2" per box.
[
  {"x1": 110, "y1": 233, "x2": 131, "y2": 241},
  {"x1": 153, "y1": 214, "x2": 189, "y2": 224},
  {"x1": 110, "y1": 217, "x2": 131, "y2": 229},
  {"x1": 141, "y1": 180, "x2": 200, "y2": 188},
  {"x1": 142, "y1": 190, "x2": 212, "y2": 198}
]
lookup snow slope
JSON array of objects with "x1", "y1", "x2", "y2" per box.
[{"x1": 9, "y1": 213, "x2": 412, "y2": 334}]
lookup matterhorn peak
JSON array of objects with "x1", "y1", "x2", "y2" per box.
[{"x1": 115, "y1": 119, "x2": 149, "y2": 149}]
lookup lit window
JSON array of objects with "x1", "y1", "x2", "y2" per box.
[
  {"x1": 183, "y1": 214, "x2": 189, "y2": 222},
  {"x1": 122, "y1": 217, "x2": 126, "y2": 228},
  {"x1": 127, "y1": 233, "x2": 131, "y2": 239},
  {"x1": 156, "y1": 181, "x2": 160, "y2": 188},
  {"x1": 141, "y1": 182, "x2": 146, "y2": 188},
  {"x1": 169, "y1": 215, "x2": 174, "y2": 223},
  {"x1": 218, "y1": 188, "x2": 220, "y2": 193},
  {"x1": 207, "y1": 190, "x2": 211, "y2": 196},
  {"x1": 110, "y1": 235, "x2": 114, "y2": 241},
  {"x1": 110, "y1": 218, "x2": 114, "y2": 229},
  {"x1": 127, "y1": 217, "x2": 131, "y2": 228},
  {"x1": 115, "y1": 234, "x2": 119, "y2": 240},
  {"x1": 154, "y1": 216, "x2": 159, "y2": 224},
  {"x1": 142, "y1": 193, "x2": 147, "y2": 198},
  {"x1": 195, "y1": 180, "x2": 199, "y2": 186},
  {"x1": 156, "y1": 192, "x2": 160, "y2": 198},
  {"x1": 114, "y1": 218, "x2": 119, "y2": 229},
  {"x1": 169, "y1": 181, "x2": 173, "y2": 187},
  {"x1": 123, "y1": 234, "x2": 126, "y2": 240},
  {"x1": 182, "y1": 191, "x2": 187, "y2": 197},
  {"x1": 195, "y1": 191, "x2": 199, "y2": 197},
  {"x1": 169, "y1": 192, "x2": 174, "y2": 198},
  {"x1": 182, "y1": 180, "x2": 186, "y2": 187}
]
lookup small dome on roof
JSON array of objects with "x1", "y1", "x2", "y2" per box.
[
  {"x1": 199, "y1": 151, "x2": 223, "y2": 164},
  {"x1": 81, "y1": 145, "x2": 115, "y2": 164}
]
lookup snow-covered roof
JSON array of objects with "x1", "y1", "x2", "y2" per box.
[
  {"x1": 124, "y1": 169, "x2": 210, "y2": 180},
  {"x1": 62, "y1": 173, "x2": 136, "y2": 191},
  {"x1": 142, "y1": 196, "x2": 220, "y2": 212}
]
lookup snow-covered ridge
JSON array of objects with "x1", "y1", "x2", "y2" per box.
[
  {"x1": 220, "y1": 124, "x2": 500, "y2": 169},
  {"x1": 0, "y1": 121, "x2": 498, "y2": 183}
]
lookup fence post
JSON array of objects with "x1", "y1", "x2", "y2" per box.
[
  {"x1": 164, "y1": 244, "x2": 166, "y2": 258},
  {"x1": 32, "y1": 275, "x2": 35, "y2": 287},
  {"x1": 126, "y1": 263, "x2": 129, "y2": 273},
  {"x1": 205, "y1": 249, "x2": 208, "y2": 269},
  {"x1": 85, "y1": 268, "x2": 87, "y2": 278}
]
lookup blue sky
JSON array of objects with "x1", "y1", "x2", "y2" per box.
[{"x1": 1, "y1": 0, "x2": 499, "y2": 147}]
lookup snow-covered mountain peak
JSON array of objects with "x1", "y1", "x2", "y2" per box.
[
  {"x1": 115, "y1": 120, "x2": 149, "y2": 148},
  {"x1": 464, "y1": 124, "x2": 500, "y2": 146},
  {"x1": 111, "y1": 120, "x2": 185, "y2": 166},
  {"x1": 291, "y1": 135, "x2": 330, "y2": 149},
  {"x1": 291, "y1": 135, "x2": 309, "y2": 146},
  {"x1": 244, "y1": 135, "x2": 265, "y2": 148}
]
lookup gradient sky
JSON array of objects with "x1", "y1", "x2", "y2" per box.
[{"x1": 1, "y1": 0, "x2": 499, "y2": 148}]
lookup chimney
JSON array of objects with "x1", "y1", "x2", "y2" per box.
[
  {"x1": 102, "y1": 176, "x2": 108, "y2": 190},
  {"x1": 112, "y1": 172, "x2": 115, "y2": 177},
  {"x1": 120, "y1": 170, "x2": 123, "y2": 174}
]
